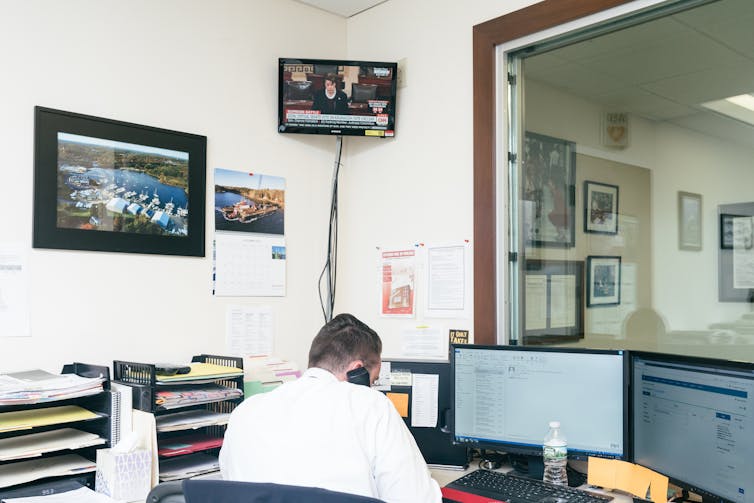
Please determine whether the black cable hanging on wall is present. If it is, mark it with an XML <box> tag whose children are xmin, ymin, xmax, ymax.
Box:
<box><xmin>319</xmin><ymin>136</ymin><xmax>343</xmax><ymax>322</ymax></box>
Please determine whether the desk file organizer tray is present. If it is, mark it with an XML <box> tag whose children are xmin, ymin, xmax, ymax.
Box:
<box><xmin>0</xmin><ymin>363</ymin><xmax>114</xmax><ymax>500</ymax></box>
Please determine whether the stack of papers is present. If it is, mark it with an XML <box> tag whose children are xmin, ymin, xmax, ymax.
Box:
<box><xmin>244</xmin><ymin>355</ymin><xmax>301</xmax><ymax>396</ymax></box>
<box><xmin>156</xmin><ymin>363</ymin><xmax>243</xmax><ymax>383</ymax></box>
<box><xmin>0</xmin><ymin>454</ymin><xmax>96</xmax><ymax>488</ymax></box>
<box><xmin>157</xmin><ymin>433</ymin><xmax>223</xmax><ymax>457</ymax></box>
<box><xmin>0</xmin><ymin>428</ymin><xmax>106</xmax><ymax>461</ymax></box>
<box><xmin>155</xmin><ymin>384</ymin><xmax>242</xmax><ymax>410</ymax></box>
<box><xmin>155</xmin><ymin>410</ymin><xmax>230</xmax><ymax>432</ymax></box>
<box><xmin>159</xmin><ymin>452</ymin><xmax>219</xmax><ymax>481</ymax></box>
<box><xmin>0</xmin><ymin>370</ymin><xmax>104</xmax><ymax>406</ymax></box>
<box><xmin>0</xmin><ymin>405</ymin><xmax>102</xmax><ymax>434</ymax></box>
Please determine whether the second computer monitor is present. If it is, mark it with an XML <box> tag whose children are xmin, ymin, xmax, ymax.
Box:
<box><xmin>631</xmin><ymin>351</ymin><xmax>754</xmax><ymax>503</ymax></box>
<box><xmin>451</xmin><ymin>345</ymin><xmax>627</xmax><ymax>460</ymax></box>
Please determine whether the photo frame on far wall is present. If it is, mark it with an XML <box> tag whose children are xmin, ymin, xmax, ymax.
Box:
<box><xmin>523</xmin><ymin>259</ymin><xmax>584</xmax><ymax>344</ymax></box>
<box><xmin>584</xmin><ymin>180</ymin><xmax>619</xmax><ymax>234</ymax></box>
<box><xmin>720</xmin><ymin>213</ymin><xmax>743</xmax><ymax>250</ymax></box>
<box><xmin>678</xmin><ymin>191</ymin><xmax>702</xmax><ymax>251</ymax></box>
<box><xmin>586</xmin><ymin>255</ymin><xmax>621</xmax><ymax>307</ymax></box>
<box><xmin>33</xmin><ymin>106</ymin><xmax>207</xmax><ymax>257</ymax></box>
<box><xmin>522</xmin><ymin>132</ymin><xmax>576</xmax><ymax>248</ymax></box>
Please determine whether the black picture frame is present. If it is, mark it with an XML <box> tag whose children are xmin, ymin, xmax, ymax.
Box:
<box><xmin>33</xmin><ymin>107</ymin><xmax>207</xmax><ymax>256</ymax></box>
<box><xmin>718</xmin><ymin>203</ymin><xmax>754</xmax><ymax>302</ymax></box>
<box><xmin>586</xmin><ymin>255</ymin><xmax>621</xmax><ymax>307</ymax></box>
<box><xmin>522</xmin><ymin>132</ymin><xmax>576</xmax><ymax>248</ymax></box>
<box><xmin>720</xmin><ymin>213</ymin><xmax>743</xmax><ymax>250</ymax></box>
<box><xmin>583</xmin><ymin>180</ymin><xmax>619</xmax><ymax>234</ymax></box>
<box><xmin>523</xmin><ymin>259</ymin><xmax>584</xmax><ymax>344</ymax></box>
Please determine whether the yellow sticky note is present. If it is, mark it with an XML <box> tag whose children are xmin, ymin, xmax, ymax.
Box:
<box><xmin>649</xmin><ymin>472</ymin><xmax>669</xmax><ymax>503</ymax></box>
<box><xmin>628</xmin><ymin>464</ymin><xmax>653</xmax><ymax>498</ymax></box>
<box><xmin>386</xmin><ymin>392</ymin><xmax>409</xmax><ymax>417</ymax></box>
<box><xmin>614</xmin><ymin>460</ymin><xmax>636</xmax><ymax>492</ymax></box>
<box><xmin>587</xmin><ymin>457</ymin><xmax>616</xmax><ymax>489</ymax></box>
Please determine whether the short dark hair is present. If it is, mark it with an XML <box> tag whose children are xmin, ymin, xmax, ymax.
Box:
<box><xmin>308</xmin><ymin>313</ymin><xmax>382</xmax><ymax>374</ymax></box>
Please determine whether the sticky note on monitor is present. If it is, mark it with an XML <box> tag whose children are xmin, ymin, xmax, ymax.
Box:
<box><xmin>386</xmin><ymin>392</ymin><xmax>409</xmax><ymax>417</ymax></box>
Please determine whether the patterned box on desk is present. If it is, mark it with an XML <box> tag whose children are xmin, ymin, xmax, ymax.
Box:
<box><xmin>95</xmin><ymin>448</ymin><xmax>152</xmax><ymax>502</ymax></box>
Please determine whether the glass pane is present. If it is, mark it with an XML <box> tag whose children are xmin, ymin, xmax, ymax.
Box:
<box><xmin>512</xmin><ymin>0</ymin><xmax>754</xmax><ymax>362</ymax></box>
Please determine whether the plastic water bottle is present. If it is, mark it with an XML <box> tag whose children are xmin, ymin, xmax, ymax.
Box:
<box><xmin>543</xmin><ymin>421</ymin><xmax>568</xmax><ymax>485</ymax></box>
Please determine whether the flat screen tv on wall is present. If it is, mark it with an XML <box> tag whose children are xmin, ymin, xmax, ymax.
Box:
<box><xmin>278</xmin><ymin>58</ymin><xmax>397</xmax><ymax>138</ymax></box>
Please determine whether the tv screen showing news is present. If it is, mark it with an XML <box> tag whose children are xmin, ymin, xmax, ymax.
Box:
<box><xmin>278</xmin><ymin>58</ymin><xmax>397</xmax><ymax>138</ymax></box>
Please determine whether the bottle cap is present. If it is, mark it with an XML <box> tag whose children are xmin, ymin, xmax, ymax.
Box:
<box><xmin>549</xmin><ymin>421</ymin><xmax>560</xmax><ymax>428</ymax></box>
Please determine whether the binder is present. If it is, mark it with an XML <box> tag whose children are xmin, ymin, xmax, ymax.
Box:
<box><xmin>106</xmin><ymin>383</ymin><xmax>127</xmax><ymax>449</ymax></box>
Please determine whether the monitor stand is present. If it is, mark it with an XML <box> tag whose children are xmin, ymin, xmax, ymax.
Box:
<box><xmin>508</xmin><ymin>454</ymin><xmax>586</xmax><ymax>488</ymax></box>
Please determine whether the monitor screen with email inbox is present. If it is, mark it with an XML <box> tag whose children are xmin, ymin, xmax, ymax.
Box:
<box><xmin>451</xmin><ymin>345</ymin><xmax>627</xmax><ymax>460</ymax></box>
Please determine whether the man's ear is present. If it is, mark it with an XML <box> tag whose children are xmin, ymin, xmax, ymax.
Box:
<box><xmin>345</xmin><ymin>360</ymin><xmax>365</xmax><ymax>373</ymax></box>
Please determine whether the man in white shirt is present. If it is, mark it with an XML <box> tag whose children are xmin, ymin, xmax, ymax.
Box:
<box><xmin>219</xmin><ymin>313</ymin><xmax>442</xmax><ymax>503</ymax></box>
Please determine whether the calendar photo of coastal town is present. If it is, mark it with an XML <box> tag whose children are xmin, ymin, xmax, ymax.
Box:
<box><xmin>214</xmin><ymin>169</ymin><xmax>285</xmax><ymax>235</ymax></box>
<box><xmin>56</xmin><ymin>132</ymin><xmax>191</xmax><ymax>236</ymax></box>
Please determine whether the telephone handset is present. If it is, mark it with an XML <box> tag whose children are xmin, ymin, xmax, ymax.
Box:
<box><xmin>346</xmin><ymin>366</ymin><xmax>371</xmax><ymax>386</ymax></box>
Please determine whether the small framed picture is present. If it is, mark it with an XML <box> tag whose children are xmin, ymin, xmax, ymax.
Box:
<box><xmin>584</xmin><ymin>181</ymin><xmax>618</xmax><ymax>234</ymax></box>
<box><xmin>678</xmin><ymin>191</ymin><xmax>702</xmax><ymax>251</ymax></box>
<box><xmin>586</xmin><ymin>255</ymin><xmax>621</xmax><ymax>307</ymax></box>
<box><xmin>720</xmin><ymin>213</ymin><xmax>744</xmax><ymax>250</ymax></box>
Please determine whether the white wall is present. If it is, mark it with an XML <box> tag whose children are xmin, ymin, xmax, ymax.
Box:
<box><xmin>338</xmin><ymin>1</ymin><xmax>536</xmax><ymax>355</ymax></box>
<box><xmin>0</xmin><ymin>0</ymin><xmax>348</xmax><ymax>372</ymax></box>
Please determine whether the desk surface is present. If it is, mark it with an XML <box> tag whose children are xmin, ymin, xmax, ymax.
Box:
<box><xmin>430</xmin><ymin>465</ymin><xmax>634</xmax><ymax>503</ymax></box>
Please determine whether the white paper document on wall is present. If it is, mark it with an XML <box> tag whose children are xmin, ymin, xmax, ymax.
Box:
<box><xmin>214</xmin><ymin>234</ymin><xmax>286</xmax><ymax>296</ymax></box>
<box><xmin>525</xmin><ymin>275</ymin><xmax>548</xmax><ymax>331</ymax></box>
<box><xmin>0</xmin><ymin>243</ymin><xmax>30</xmax><ymax>338</ymax></box>
<box><xmin>424</xmin><ymin>242</ymin><xmax>472</xmax><ymax>319</ymax></box>
<box><xmin>401</xmin><ymin>326</ymin><xmax>447</xmax><ymax>360</ymax></box>
<box><xmin>226</xmin><ymin>305</ymin><xmax>274</xmax><ymax>356</ymax></box>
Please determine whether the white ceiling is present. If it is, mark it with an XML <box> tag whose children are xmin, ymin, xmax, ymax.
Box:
<box><xmin>294</xmin><ymin>0</ymin><xmax>387</xmax><ymax>18</ymax></box>
<box><xmin>524</xmin><ymin>0</ymin><xmax>754</xmax><ymax>145</ymax></box>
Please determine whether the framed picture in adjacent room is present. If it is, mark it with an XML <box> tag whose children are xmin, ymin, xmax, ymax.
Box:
<box><xmin>584</xmin><ymin>181</ymin><xmax>618</xmax><ymax>234</ymax></box>
<box><xmin>523</xmin><ymin>259</ymin><xmax>584</xmax><ymax>344</ymax></box>
<box><xmin>586</xmin><ymin>255</ymin><xmax>621</xmax><ymax>307</ymax></box>
<box><xmin>678</xmin><ymin>191</ymin><xmax>702</xmax><ymax>251</ymax></box>
<box><xmin>719</xmin><ymin>213</ymin><xmax>744</xmax><ymax>250</ymax></box>
<box><xmin>718</xmin><ymin>202</ymin><xmax>754</xmax><ymax>302</ymax></box>
<box><xmin>522</xmin><ymin>132</ymin><xmax>576</xmax><ymax>248</ymax></box>
<box><xmin>33</xmin><ymin>106</ymin><xmax>207</xmax><ymax>256</ymax></box>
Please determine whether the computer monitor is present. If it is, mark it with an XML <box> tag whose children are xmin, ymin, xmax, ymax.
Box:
<box><xmin>378</xmin><ymin>359</ymin><xmax>469</xmax><ymax>468</ymax></box>
<box><xmin>631</xmin><ymin>351</ymin><xmax>754</xmax><ymax>503</ymax></box>
<box><xmin>451</xmin><ymin>345</ymin><xmax>627</xmax><ymax>460</ymax></box>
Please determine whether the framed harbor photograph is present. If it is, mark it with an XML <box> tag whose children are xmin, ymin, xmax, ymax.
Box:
<box><xmin>586</xmin><ymin>255</ymin><xmax>621</xmax><ymax>307</ymax></box>
<box><xmin>523</xmin><ymin>259</ymin><xmax>584</xmax><ymax>344</ymax></box>
<box><xmin>584</xmin><ymin>180</ymin><xmax>618</xmax><ymax>234</ymax></box>
<box><xmin>522</xmin><ymin>132</ymin><xmax>576</xmax><ymax>248</ymax></box>
<box><xmin>33</xmin><ymin>107</ymin><xmax>206</xmax><ymax>256</ymax></box>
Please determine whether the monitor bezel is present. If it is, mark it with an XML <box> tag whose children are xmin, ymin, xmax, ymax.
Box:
<box><xmin>630</xmin><ymin>350</ymin><xmax>754</xmax><ymax>503</ymax></box>
<box><xmin>278</xmin><ymin>57</ymin><xmax>397</xmax><ymax>138</ymax></box>
<box><xmin>450</xmin><ymin>344</ymin><xmax>629</xmax><ymax>461</ymax></box>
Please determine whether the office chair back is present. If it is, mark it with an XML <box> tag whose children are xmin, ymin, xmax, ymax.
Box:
<box><xmin>183</xmin><ymin>479</ymin><xmax>385</xmax><ymax>503</ymax></box>
<box><xmin>146</xmin><ymin>480</ymin><xmax>186</xmax><ymax>503</ymax></box>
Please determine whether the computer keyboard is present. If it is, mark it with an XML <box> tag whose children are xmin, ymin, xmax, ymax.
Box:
<box><xmin>446</xmin><ymin>469</ymin><xmax>614</xmax><ymax>503</ymax></box>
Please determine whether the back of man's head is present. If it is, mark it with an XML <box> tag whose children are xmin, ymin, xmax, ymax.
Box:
<box><xmin>308</xmin><ymin>313</ymin><xmax>382</xmax><ymax>375</ymax></box>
